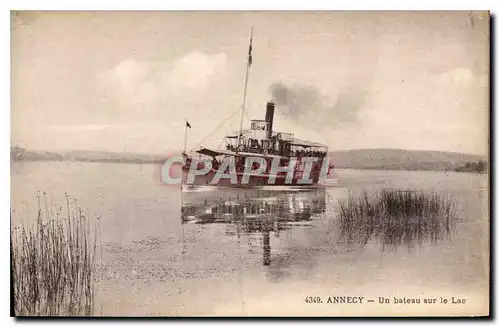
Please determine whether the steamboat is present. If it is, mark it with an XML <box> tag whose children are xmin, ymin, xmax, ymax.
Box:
<box><xmin>181</xmin><ymin>30</ymin><xmax>336</xmax><ymax>188</ymax></box>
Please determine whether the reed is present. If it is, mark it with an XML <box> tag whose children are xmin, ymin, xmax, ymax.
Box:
<box><xmin>337</xmin><ymin>189</ymin><xmax>456</xmax><ymax>248</ymax></box>
<box><xmin>11</xmin><ymin>192</ymin><xmax>99</xmax><ymax>316</ymax></box>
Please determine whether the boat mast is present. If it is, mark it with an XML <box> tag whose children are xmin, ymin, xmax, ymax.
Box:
<box><xmin>237</xmin><ymin>28</ymin><xmax>253</xmax><ymax>151</ymax></box>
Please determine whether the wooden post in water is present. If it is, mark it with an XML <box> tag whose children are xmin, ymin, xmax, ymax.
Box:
<box><xmin>263</xmin><ymin>227</ymin><xmax>271</xmax><ymax>266</ymax></box>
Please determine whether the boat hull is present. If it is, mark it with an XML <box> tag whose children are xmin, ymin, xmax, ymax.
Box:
<box><xmin>181</xmin><ymin>167</ymin><xmax>337</xmax><ymax>188</ymax></box>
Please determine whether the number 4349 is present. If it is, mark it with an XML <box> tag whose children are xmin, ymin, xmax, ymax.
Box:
<box><xmin>305</xmin><ymin>296</ymin><xmax>322</xmax><ymax>304</ymax></box>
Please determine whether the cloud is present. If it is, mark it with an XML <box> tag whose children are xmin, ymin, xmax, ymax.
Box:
<box><xmin>167</xmin><ymin>51</ymin><xmax>227</xmax><ymax>90</ymax></box>
<box><xmin>439</xmin><ymin>68</ymin><xmax>476</xmax><ymax>88</ymax></box>
<box><xmin>99</xmin><ymin>51</ymin><xmax>227</xmax><ymax>108</ymax></box>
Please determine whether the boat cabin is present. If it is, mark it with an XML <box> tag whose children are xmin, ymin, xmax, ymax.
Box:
<box><xmin>222</xmin><ymin>102</ymin><xmax>327</xmax><ymax>158</ymax></box>
<box><xmin>187</xmin><ymin>101</ymin><xmax>328</xmax><ymax>176</ymax></box>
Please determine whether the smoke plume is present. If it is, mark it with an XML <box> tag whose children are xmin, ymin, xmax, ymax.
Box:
<box><xmin>269</xmin><ymin>82</ymin><xmax>365</xmax><ymax>128</ymax></box>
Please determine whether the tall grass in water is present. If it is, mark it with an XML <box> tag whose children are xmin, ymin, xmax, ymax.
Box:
<box><xmin>11</xmin><ymin>192</ymin><xmax>99</xmax><ymax>316</ymax></box>
<box><xmin>337</xmin><ymin>189</ymin><xmax>456</xmax><ymax>248</ymax></box>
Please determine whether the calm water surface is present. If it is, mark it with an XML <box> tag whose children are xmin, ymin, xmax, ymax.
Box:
<box><xmin>11</xmin><ymin>162</ymin><xmax>489</xmax><ymax>316</ymax></box>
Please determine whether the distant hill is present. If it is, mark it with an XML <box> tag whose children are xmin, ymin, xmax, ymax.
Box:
<box><xmin>11</xmin><ymin>146</ymin><xmax>167</xmax><ymax>164</ymax></box>
<box><xmin>328</xmin><ymin>149</ymin><xmax>487</xmax><ymax>171</ymax></box>
<box><xmin>11</xmin><ymin>146</ymin><xmax>487</xmax><ymax>172</ymax></box>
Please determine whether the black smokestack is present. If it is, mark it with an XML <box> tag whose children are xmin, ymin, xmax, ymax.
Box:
<box><xmin>265</xmin><ymin>101</ymin><xmax>275</xmax><ymax>138</ymax></box>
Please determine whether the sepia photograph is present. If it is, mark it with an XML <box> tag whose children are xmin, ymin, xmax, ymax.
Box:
<box><xmin>10</xmin><ymin>10</ymin><xmax>490</xmax><ymax>317</ymax></box>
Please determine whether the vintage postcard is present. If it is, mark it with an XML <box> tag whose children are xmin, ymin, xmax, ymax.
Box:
<box><xmin>11</xmin><ymin>11</ymin><xmax>490</xmax><ymax>317</ymax></box>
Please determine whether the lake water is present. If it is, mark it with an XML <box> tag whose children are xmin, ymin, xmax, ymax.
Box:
<box><xmin>11</xmin><ymin>161</ymin><xmax>489</xmax><ymax>316</ymax></box>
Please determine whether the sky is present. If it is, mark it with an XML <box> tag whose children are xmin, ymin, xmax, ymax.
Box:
<box><xmin>11</xmin><ymin>11</ymin><xmax>489</xmax><ymax>155</ymax></box>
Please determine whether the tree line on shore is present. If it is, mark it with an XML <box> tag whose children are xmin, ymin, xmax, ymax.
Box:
<box><xmin>454</xmin><ymin>160</ymin><xmax>487</xmax><ymax>173</ymax></box>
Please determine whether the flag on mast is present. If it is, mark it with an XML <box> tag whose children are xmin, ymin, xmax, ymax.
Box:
<box><xmin>186</xmin><ymin>121</ymin><xmax>191</xmax><ymax>128</ymax></box>
<box><xmin>248</xmin><ymin>29</ymin><xmax>253</xmax><ymax>67</ymax></box>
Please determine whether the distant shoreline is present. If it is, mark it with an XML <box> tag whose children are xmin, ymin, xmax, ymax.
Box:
<box><xmin>11</xmin><ymin>147</ymin><xmax>487</xmax><ymax>173</ymax></box>
<box><xmin>12</xmin><ymin>157</ymin><xmax>165</xmax><ymax>165</ymax></box>
<box><xmin>12</xmin><ymin>158</ymin><xmax>487</xmax><ymax>174</ymax></box>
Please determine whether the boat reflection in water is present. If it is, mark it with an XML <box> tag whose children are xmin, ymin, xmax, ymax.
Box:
<box><xmin>181</xmin><ymin>187</ymin><xmax>327</xmax><ymax>266</ymax></box>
